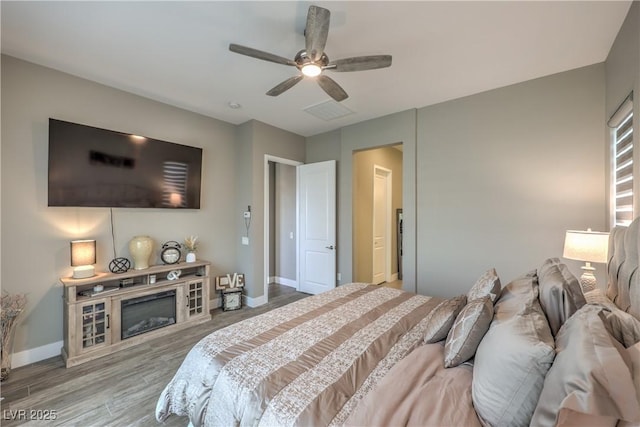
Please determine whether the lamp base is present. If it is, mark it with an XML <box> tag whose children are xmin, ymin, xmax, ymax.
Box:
<box><xmin>73</xmin><ymin>265</ymin><xmax>95</xmax><ymax>279</ymax></box>
<box><xmin>579</xmin><ymin>263</ymin><xmax>597</xmax><ymax>294</ymax></box>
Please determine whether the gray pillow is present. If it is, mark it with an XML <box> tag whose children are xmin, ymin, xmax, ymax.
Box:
<box><xmin>599</xmin><ymin>307</ymin><xmax>640</xmax><ymax>348</ymax></box>
<box><xmin>530</xmin><ymin>305</ymin><xmax>640</xmax><ymax>426</ymax></box>
<box><xmin>618</xmin><ymin>343</ymin><xmax>640</xmax><ymax>427</ymax></box>
<box><xmin>473</xmin><ymin>273</ymin><xmax>555</xmax><ymax>427</ymax></box>
<box><xmin>423</xmin><ymin>295</ymin><xmax>467</xmax><ymax>344</ymax></box>
<box><xmin>537</xmin><ymin>258</ymin><xmax>586</xmax><ymax>336</ymax></box>
<box><xmin>467</xmin><ymin>268</ymin><xmax>501</xmax><ymax>303</ymax></box>
<box><xmin>444</xmin><ymin>296</ymin><xmax>493</xmax><ymax>368</ymax></box>
<box><xmin>584</xmin><ymin>287</ymin><xmax>618</xmax><ymax>310</ymax></box>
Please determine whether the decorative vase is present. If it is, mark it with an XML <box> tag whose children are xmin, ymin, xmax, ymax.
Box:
<box><xmin>186</xmin><ymin>252</ymin><xmax>196</xmax><ymax>263</ymax></box>
<box><xmin>129</xmin><ymin>235</ymin><xmax>154</xmax><ymax>270</ymax></box>
<box><xmin>1</xmin><ymin>309</ymin><xmax>23</xmax><ymax>382</ymax></box>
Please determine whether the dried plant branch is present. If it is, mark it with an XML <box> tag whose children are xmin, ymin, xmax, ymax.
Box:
<box><xmin>1</xmin><ymin>291</ymin><xmax>27</xmax><ymax>379</ymax></box>
<box><xmin>183</xmin><ymin>235</ymin><xmax>199</xmax><ymax>252</ymax></box>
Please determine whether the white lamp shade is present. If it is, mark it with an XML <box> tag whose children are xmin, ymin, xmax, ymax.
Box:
<box><xmin>563</xmin><ymin>230</ymin><xmax>609</xmax><ymax>263</ymax></box>
<box><xmin>70</xmin><ymin>239</ymin><xmax>96</xmax><ymax>266</ymax></box>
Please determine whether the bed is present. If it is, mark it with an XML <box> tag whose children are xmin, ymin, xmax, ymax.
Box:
<box><xmin>156</xmin><ymin>219</ymin><xmax>640</xmax><ymax>427</ymax></box>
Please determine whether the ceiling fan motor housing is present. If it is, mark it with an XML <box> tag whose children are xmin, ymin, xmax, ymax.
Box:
<box><xmin>294</xmin><ymin>50</ymin><xmax>329</xmax><ymax>69</ymax></box>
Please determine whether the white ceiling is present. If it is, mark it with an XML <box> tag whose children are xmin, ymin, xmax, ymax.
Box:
<box><xmin>1</xmin><ymin>1</ymin><xmax>631</xmax><ymax>137</ymax></box>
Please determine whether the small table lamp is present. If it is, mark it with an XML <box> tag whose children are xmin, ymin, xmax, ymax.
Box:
<box><xmin>562</xmin><ymin>229</ymin><xmax>609</xmax><ymax>293</ymax></box>
<box><xmin>71</xmin><ymin>239</ymin><xmax>97</xmax><ymax>279</ymax></box>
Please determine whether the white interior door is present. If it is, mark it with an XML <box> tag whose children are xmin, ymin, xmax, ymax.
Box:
<box><xmin>372</xmin><ymin>166</ymin><xmax>391</xmax><ymax>285</ymax></box>
<box><xmin>298</xmin><ymin>160</ymin><xmax>336</xmax><ymax>295</ymax></box>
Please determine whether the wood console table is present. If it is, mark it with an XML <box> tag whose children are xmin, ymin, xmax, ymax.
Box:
<box><xmin>60</xmin><ymin>260</ymin><xmax>210</xmax><ymax>367</ymax></box>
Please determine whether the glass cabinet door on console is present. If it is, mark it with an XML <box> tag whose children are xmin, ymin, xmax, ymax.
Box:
<box><xmin>187</xmin><ymin>279</ymin><xmax>205</xmax><ymax>318</ymax></box>
<box><xmin>76</xmin><ymin>299</ymin><xmax>111</xmax><ymax>353</ymax></box>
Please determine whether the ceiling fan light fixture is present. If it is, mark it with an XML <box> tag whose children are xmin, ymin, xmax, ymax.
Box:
<box><xmin>301</xmin><ymin>63</ymin><xmax>322</xmax><ymax>77</ymax></box>
<box><xmin>228</xmin><ymin>6</ymin><xmax>391</xmax><ymax>101</ymax></box>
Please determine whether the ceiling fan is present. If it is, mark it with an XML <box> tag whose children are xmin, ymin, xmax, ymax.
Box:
<box><xmin>228</xmin><ymin>5</ymin><xmax>392</xmax><ymax>102</ymax></box>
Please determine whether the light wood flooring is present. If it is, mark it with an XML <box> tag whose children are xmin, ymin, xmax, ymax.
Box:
<box><xmin>381</xmin><ymin>279</ymin><xmax>403</xmax><ymax>290</ymax></box>
<box><xmin>0</xmin><ymin>284</ymin><xmax>308</xmax><ymax>426</ymax></box>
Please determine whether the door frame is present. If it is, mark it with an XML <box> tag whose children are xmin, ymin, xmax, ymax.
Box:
<box><xmin>372</xmin><ymin>164</ymin><xmax>393</xmax><ymax>284</ymax></box>
<box><xmin>263</xmin><ymin>155</ymin><xmax>303</xmax><ymax>303</ymax></box>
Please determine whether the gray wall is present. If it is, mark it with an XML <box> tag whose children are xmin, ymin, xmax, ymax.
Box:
<box><xmin>1</xmin><ymin>55</ymin><xmax>238</xmax><ymax>355</ymax></box>
<box><xmin>417</xmin><ymin>64</ymin><xmax>606</xmax><ymax>297</ymax></box>
<box><xmin>307</xmin><ymin>64</ymin><xmax>607</xmax><ymax>298</ymax></box>
<box><xmin>235</xmin><ymin>120</ymin><xmax>305</xmax><ymax>302</ymax></box>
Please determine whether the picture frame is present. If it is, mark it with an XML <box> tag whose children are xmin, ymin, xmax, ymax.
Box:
<box><xmin>215</xmin><ymin>273</ymin><xmax>245</xmax><ymax>290</ymax></box>
<box><xmin>222</xmin><ymin>289</ymin><xmax>242</xmax><ymax>311</ymax></box>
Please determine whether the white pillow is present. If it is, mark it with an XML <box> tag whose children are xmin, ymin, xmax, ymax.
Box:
<box><xmin>473</xmin><ymin>273</ymin><xmax>555</xmax><ymax>427</ymax></box>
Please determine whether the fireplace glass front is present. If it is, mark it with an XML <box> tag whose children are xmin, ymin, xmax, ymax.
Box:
<box><xmin>121</xmin><ymin>290</ymin><xmax>176</xmax><ymax>339</ymax></box>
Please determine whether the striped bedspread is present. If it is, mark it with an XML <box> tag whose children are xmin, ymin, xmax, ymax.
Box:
<box><xmin>155</xmin><ymin>283</ymin><xmax>441</xmax><ymax>426</ymax></box>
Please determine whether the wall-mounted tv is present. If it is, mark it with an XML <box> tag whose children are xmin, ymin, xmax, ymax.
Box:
<box><xmin>48</xmin><ymin>119</ymin><xmax>202</xmax><ymax>209</ymax></box>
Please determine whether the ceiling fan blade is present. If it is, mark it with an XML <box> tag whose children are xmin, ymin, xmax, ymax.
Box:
<box><xmin>328</xmin><ymin>55</ymin><xmax>393</xmax><ymax>72</ymax></box>
<box><xmin>266</xmin><ymin>75</ymin><xmax>304</xmax><ymax>97</ymax></box>
<box><xmin>316</xmin><ymin>75</ymin><xmax>348</xmax><ymax>102</ymax></box>
<box><xmin>305</xmin><ymin>5</ymin><xmax>330</xmax><ymax>61</ymax></box>
<box><xmin>229</xmin><ymin>43</ymin><xmax>296</xmax><ymax>66</ymax></box>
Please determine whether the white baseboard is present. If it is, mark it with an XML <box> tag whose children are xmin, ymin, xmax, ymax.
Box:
<box><xmin>244</xmin><ymin>294</ymin><xmax>267</xmax><ymax>307</ymax></box>
<box><xmin>11</xmin><ymin>340</ymin><xmax>63</xmax><ymax>368</ymax></box>
<box><xmin>212</xmin><ymin>293</ymin><xmax>266</xmax><ymax>309</ymax></box>
<box><xmin>272</xmin><ymin>276</ymin><xmax>297</xmax><ymax>288</ymax></box>
<box><xmin>390</xmin><ymin>273</ymin><xmax>399</xmax><ymax>282</ymax></box>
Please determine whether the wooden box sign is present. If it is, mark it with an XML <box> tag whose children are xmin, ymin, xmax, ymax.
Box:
<box><xmin>215</xmin><ymin>273</ymin><xmax>245</xmax><ymax>291</ymax></box>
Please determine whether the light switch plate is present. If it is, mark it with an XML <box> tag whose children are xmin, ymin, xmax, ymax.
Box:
<box><xmin>242</xmin><ymin>236</ymin><xmax>249</xmax><ymax>245</ymax></box>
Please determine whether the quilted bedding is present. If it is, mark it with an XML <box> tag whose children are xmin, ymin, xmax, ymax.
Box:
<box><xmin>155</xmin><ymin>283</ymin><xmax>470</xmax><ymax>426</ymax></box>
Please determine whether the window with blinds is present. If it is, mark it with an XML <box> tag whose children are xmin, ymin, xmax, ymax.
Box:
<box><xmin>611</xmin><ymin>97</ymin><xmax>634</xmax><ymax>227</ymax></box>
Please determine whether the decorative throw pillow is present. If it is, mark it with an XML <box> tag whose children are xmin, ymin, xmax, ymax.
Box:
<box><xmin>537</xmin><ymin>258</ymin><xmax>586</xmax><ymax>337</ymax></box>
<box><xmin>599</xmin><ymin>307</ymin><xmax>640</xmax><ymax>348</ymax></box>
<box><xmin>530</xmin><ymin>305</ymin><xmax>640</xmax><ymax>427</ymax></box>
<box><xmin>473</xmin><ymin>273</ymin><xmax>555</xmax><ymax>427</ymax></box>
<box><xmin>467</xmin><ymin>268</ymin><xmax>501</xmax><ymax>303</ymax></box>
<box><xmin>423</xmin><ymin>295</ymin><xmax>467</xmax><ymax>344</ymax></box>
<box><xmin>444</xmin><ymin>296</ymin><xmax>493</xmax><ymax>368</ymax></box>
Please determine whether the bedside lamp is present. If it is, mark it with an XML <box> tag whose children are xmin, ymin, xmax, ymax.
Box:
<box><xmin>70</xmin><ymin>239</ymin><xmax>97</xmax><ymax>279</ymax></box>
<box><xmin>563</xmin><ymin>229</ymin><xmax>609</xmax><ymax>293</ymax></box>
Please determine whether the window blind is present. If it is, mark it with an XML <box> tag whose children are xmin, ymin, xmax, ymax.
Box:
<box><xmin>611</xmin><ymin>97</ymin><xmax>633</xmax><ymax>226</ymax></box>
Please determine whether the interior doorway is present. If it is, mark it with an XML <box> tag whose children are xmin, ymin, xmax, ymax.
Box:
<box><xmin>264</xmin><ymin>156</ymin><xmax>302</xmax><ymax>303</ymax></box>
<box><xmin>352</xmin><ymin>144</ymin><xmax>403</xmax><ymax>286</ymax></box>
<box><xmin>372</xmin><ymin>165</ymin><xmax>392</xmax><ymax>284</ymax></box>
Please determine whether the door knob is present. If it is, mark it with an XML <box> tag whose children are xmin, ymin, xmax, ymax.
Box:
<box><xmin>326</xmin><ymin>245</ymin><xmax>335</xmax><ymax>250</ymax></box>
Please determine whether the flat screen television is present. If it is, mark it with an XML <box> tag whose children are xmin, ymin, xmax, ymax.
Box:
<box><xmin>48</xmin><ymin>119</ymin><xmax>202</xmax><ymax>208</ymax></box>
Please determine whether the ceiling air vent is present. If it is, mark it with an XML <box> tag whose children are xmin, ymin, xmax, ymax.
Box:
<box><xmin>303</xmin><ymin>100</ymin><xmax>354</xmax><ymax>121</ymax></box>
